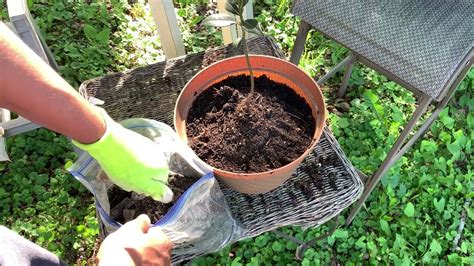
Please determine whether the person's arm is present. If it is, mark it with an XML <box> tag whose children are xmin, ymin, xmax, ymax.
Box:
<box><xmin>0</xmin><ymin>22</ymin><xmax>173</xmax><ymax>264</ymax></box>
<box><xmin>0</xmin><ymin>22</ymin><xmax>172</xmax><ymax>203</ymax></box>
<box><xmin>0</xmin><ymin>22</ymin><xmax>104</xmax><ymax>144</ymax></box>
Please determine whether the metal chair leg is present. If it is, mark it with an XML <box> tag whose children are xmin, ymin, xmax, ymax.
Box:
<box><xmin>0</xmin><ymin>117</ymin><xmax>40</xmax><ymax>137</ymax></box>
<box><xmin>7</xmin><ymin>0</ymin><xmax>58</xmax><ymax>69</ymax></box>
<box><xmin>273</xmin><ymin>215</ymin><xmax>340</xmax><ymax>260</ymax></box>
<box><xmin>273</xmin><ymin>230</ymin><xmax>306</xmax><ymax>246</ymax></box>
<box><xmin>338</xmin><ymin>54</ymin><xmax>357</xmax><ymax>97</ymax></box>
<box><xmin>346</xmin><ymin>58</ymin><xmax>470</xmax><ymax>225</ymax></box>
<box><xmin>316</xmin><ymin>53</ymin><xmax>356</xmax><ymax>86</ymax></box>
<box><xmin>295</xmin><ymin>216</ymin><xmax>339</xmax><ymax>260</ymax></box>
<box><xmin>290</xmin><ymin>20</ymin><xmax>311</xmax><ymax>65</ymax></box>
<box><xmin>346</xmin><ymin>96</ymin><xmax>432</xmax><ymax>224</ymax></box>
<box><xmin>2</xmin><ymin>0</ymin><xmax>56</xmax><ymax>141</ymax></box>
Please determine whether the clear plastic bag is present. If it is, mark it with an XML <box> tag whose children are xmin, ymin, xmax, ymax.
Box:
<box><xmin>68</xmin><ymin>118</ymin><xmax>246</xmax><ymax>262</ymax></box>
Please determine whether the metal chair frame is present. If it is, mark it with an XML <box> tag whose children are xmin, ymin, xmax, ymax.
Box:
<box><xmin>1</xmin><ymin>0</ymin><xmax>53</xmax><ymax>138</ymax></box>
<box><xmin>289</xmin><ymin>19</ymin><xmax>473</xmax><ymax>226</ymax></box>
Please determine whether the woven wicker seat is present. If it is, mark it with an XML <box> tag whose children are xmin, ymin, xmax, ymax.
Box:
<box><xmin>79</xmin><ymin>36</ymin><xmax>363</xmax><ymax>263</ymax></box>
<box><xmin>290</xmin><ymin>0</ymin><xmax>474</xmax><ymax>224</ymax></box>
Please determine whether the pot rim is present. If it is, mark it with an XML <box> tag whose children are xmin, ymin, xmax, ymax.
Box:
<box><xmin>174</xmin><ymin>54</ymin><xmax>326</xmax><ymax>180</ymax></box>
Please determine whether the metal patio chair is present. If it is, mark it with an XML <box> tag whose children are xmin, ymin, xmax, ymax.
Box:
<box><xmin>290</xmin><ymin>0</ymin><xmax>474</xmax><ymax>224</ymax></box>
<box><xmin>2</xmin><ymin>0</ymin><xmax>88</xmax><ymax>157</ymax></box>
<box><xmin>1</xmin><ymin>0</ymin><xmax>53</xmax><ymax>148</ymax></box>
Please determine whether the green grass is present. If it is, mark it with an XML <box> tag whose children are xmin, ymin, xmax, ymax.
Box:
<box><xmin>1</xmin><ymin>0</ymin><xmax>473</xmax><ymax>264</ymax></box>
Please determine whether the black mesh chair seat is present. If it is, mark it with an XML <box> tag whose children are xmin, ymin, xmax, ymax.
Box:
<box><xmin>292</xmin><ymin>0</ymin><xmax>474</xmax><ymax>100</ymax></box>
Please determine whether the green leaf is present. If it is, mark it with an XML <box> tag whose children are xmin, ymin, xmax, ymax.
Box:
<box><xmin>225</xmin><ymin>1</ymin><xmax>240</xmax><ymax>15</ymax></box>
<box><xmin>429</xmin><ymin>239</ymin><xmax>442</xmax><ymax>255</ymax></box>
<box><xmin>271</xmin><ymin>241</ymin><xmax>284</xmax><ymax>252</ymax></box>
<box><xmin>466</xmin><ymin>139</ymin><xmax>472</xmax><ymax>154</ymax></box>
<box><xmin>248</xmin><ymin>257</ymin><xmax>259</xmax><ymax>266</ymax></box>
<box><xmin>447</xmin><ymin>142</ymin><xmax>461</xmax><ymax>159</ymax></box>
<box><xmin>255</xmin><ymin>235</ymin><xmax>268</xmax><ymax>247</ymax></box>
<box><xmin>468</xmin><ymin>98</ymin><xmax>474</xmax><ymax>111</ymax></box>
<box><xmin>433</xmin><ymin>198</ymin><xmax>445</xmax><ymax>213</ymax></box>
<box><xmin>420</xmin><ymin>140</ymin><xmax>438</xmax><ymax>153</ymax></box>
<box><xmin>404</xmin><ymin>202</ymin><xmax>415</xmax><ymax>217</ymax></box>
<box><xmin>355</xmin><ymin>236</ymin><xmax>366</xmax><ymax>249</ymax></box>
<box><xmin>393</xmin><ymin>234</ymin><xmax>406</xmax><ymax>251</ymax></box>
<box><xmin>243</xmin><ymin>249</ymin><xmax>253</xmax><ymax>258</ymax></box>
<box><xmin>286</xmin><ymin>241</ymin><xmax>298</xmax><ymax>251</ymax></box>
<box><xmin>241</xmin><ymin>19</ymin><xmax>264</xmax><ymax>35</ymax></box>
<box><xmin>363</xmin><ymin>90</ymin><xmax>384</xmax><ymax>117</ymax></box>
<box><xmin>434</xmin><ymin>157</ymin><xmax>447</xmax><ymax>174</ymax></box>
<box><xmin>363</xmin><ymin>90</ymin><xmax>378</xmax><ymax>106</ymax></box>
<box><xmin>459</xmin><ymin>94</ymin><xmax>470</xmax><ymax>107</ymax></box>
<box><xmin>333</xmin><ymin>229</ymin><xmax>348</xmax><ymax>239</ymax></box>
<box><xmin>380</xmin><ymin>219</ymin><xmax>391</xmax><ymax>235</ymax></box>
<box><xmin>241</xmin><ymin>18</ymin><xmax>259</xmax><ymax>29</ymax></box>
<box><xmin>339</xmin><ymin>117</ymin><xmax>350</xmax><ymax>128</ymax></box>
<box><xmin>440</xmin><ymin>108</ymin><xmax>455</xmax><ymax>129</ymax></box>
<box><xmin>447</xmin><ymin>253</ymin><xmax>462</xmax><ymax>264</ymax></box>
<box><xmin>363</xmin><ymin>89</ymin><xmax>379</xmax><ymax>103</ymax></box>
<box><xmin>16</xmin><ymin>137</ymin><xmax>26</xmax><ymax>148</ymax></box>
<box><xmin>190</xmin><ymin>15</ymin><xmax>204</xmax><ymax>26</ymax></box>
<box><xmin>304</xmin><ymin>248</ymin><xmax>316</xmax><ymax>258</ymax></box>
<box><xmin>327</xmin><ymin>235</ymin><xmax>336</xmax><ymax>245</ymax></box>
<box><xmin>440</xmin><ymin>131</ymin><xmax>452</xmax><ymax>143</ymax></box>
<box><xmin>397</xmin><ymin>183</ymin><xmax>407</xmax><ymax>198</ymax></box>
<box><xmin>391</xmin><ymin>106</ymin><xmax>404</xmax><ymax>123</ymax></box>
<box><xmin>461</xmin><ymin>242</ymin><xmax>468</xmax><ymax>253</ymax></box>
<box><xmin>453</xmin><ymin>130</ymin><xmax>467</xmax><ymax>146</ymax></box>
<box><xmin>434</xmin><ymin>157</ymin><xmax>448</xmax><ymax>174</ymax></box>
<box><xmin>202</xmin><ymin>14</ymin><xmax>236</xmax><ymax>27</ymax></box>
<box><xmin>382</xmin><ymin>172</ymin><xmax>400</xmax><ymax>188</ymax></box>
<box><xmin>64</xmin><ymin>160</ymin><xmax>74</xmax><ymax>170</ymax></box>
<box><xmin>465</xmin><ymin>206</ymin><xmax>474</xmax><ymax>221</ymax></box>
<box><xmin>467</xmin><ymin>113</ymin><xmax>474</xmax><ymax>129</ymax></box>
<box><xmin>95</xmin><ymin>28</ymin><xmax>110</xmax><ymax>45</ymax></box>
<box><xmin>83</xmin><ymin>24</ymin><xmax>97</xmax><ymax>40</ymax></box>
<box><xmin>367</xmin><ymin>241</ymin><xmax>378</xmax><ymax>257</ymax></box>
<box><xmin>243</xmin><ymin>26</ymin><xmax>264</xmax><ymax>36</ymax></box>
<box><xmin>231</xmin><ymin>256</ymin><xmax>243</xmax><ymax>266</ymax></box>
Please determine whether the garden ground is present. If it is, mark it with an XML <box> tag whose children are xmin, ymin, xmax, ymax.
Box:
<box><xmin>0</xmin><ymin>1</ymin><xmax>472</xmax><ymax>265</ymax></box>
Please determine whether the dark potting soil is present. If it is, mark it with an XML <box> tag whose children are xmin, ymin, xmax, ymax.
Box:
<box><xmin>187</xmin><ymin>75</ymin><xmax>316</xmax><ymax>173</ymax></box>
<box><xmin>108</xmin><ymin>173</ymin><xmax>198</xmax><ymax>224</ymax></box>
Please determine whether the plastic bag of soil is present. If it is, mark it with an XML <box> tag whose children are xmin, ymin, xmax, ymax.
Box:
<box><xmin>68</xmin><ymin>118</ymin><xmax>246</xmax><ymax>261</ymax></box>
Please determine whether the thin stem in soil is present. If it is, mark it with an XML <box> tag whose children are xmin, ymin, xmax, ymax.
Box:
<box><xmin>241</xmin><ymin>27</ymin><xmax>255</xmax><ymax>95</ymax></box>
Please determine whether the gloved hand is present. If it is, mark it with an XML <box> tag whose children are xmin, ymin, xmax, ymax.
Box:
<box><xmin>72</xmin><ymin>108</ymin><xmax>173</xmax><ymax>203</ymax></box>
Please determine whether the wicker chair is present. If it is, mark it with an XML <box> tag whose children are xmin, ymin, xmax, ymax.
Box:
<box><xmin>290</xmin><ymin>0</ymin><xmax>474</xmax><ymax>224</ymax></box>
<box><xmin>80</xmin><ymin>36</ymin><xmax>364</xmax><ymax>262</ymax></box>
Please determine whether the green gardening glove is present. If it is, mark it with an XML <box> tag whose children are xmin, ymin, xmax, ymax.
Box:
<box><xmin>72</xmin><ymin>108</ymin><xmax>173</xmax><ymax>203</ymax></box>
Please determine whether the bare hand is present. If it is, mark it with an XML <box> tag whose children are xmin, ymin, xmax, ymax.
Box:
<box><xmin>97</xmin><ymin>214</ymin><xmax>171</xmax><ymax>265</ymax></box>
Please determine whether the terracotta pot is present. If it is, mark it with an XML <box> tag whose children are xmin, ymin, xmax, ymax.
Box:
<box><xmin>174</xmin><ymin>55</ymin><xmax>326</xmax><ymax>194</ymax></box>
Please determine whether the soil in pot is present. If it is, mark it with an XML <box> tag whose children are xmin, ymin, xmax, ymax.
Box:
<box><xmin>187</xmin><ymin>74</ymin><xmax>316</xmax><ymax>173</ymax></box>
<box><xmin>108</xmin><ymin>173</ymin><xmax>198</xmax><ymax>224</ymax></box>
